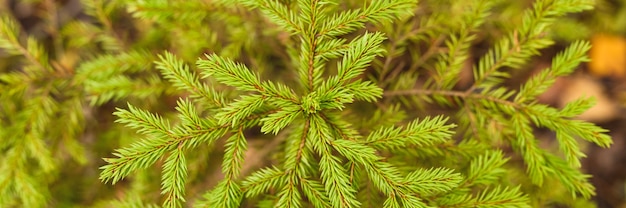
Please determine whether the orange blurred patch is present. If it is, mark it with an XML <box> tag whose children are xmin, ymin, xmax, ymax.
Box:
<box><xmin>589</xmin><ymin>34</ymin><xmax>626</xmax><ymax>78</ymax></box>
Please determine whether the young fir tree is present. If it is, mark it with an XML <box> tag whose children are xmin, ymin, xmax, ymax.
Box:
<box><xmin>0</xmin><ymin>0</ymin><xmax>613</xmax><ymax>207</ymax></box>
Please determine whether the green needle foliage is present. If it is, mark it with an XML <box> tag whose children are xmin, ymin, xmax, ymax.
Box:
<box><xmin>0</xmin><ymin>0</ymin><xmax>613</xmax><ymax>207</ymax></box>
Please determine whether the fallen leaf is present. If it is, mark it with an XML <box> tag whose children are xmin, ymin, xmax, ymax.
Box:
<box><xmin>589</xmin><ymin>34</ymin><xmax>626</xmax><ymax>78</ymax></box>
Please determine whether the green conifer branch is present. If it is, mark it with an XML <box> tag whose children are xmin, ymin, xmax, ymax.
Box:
<box><xmin>216</xmin><ymin>94</ymin><xmax>265</xmax><ymax>126</ymax></box>
<box><xmin>0</xmin><ymin>141</ymin><xmax>48</xmax><ymax>208</ymax></box>
<box><xmin>515</xmin><ymin>41</ymin><xmax>592</xmax><ymax>103</ymax></box>
<box><xmin>0</xmin><ymin>14</ymin><xmax>21</xmax><ymax>55</ymax></box>
<box><xmin>385</xmin><ymin>85</ymin><xmax>609</xmax><ymax>197</ymax></box>
<box><xmin>260</xmin><ymin>105</ymin><xmax>302</xmax><ymax>134</ymax></box>
<box><xmin>300</xmin><ymin>178</ymin><xmax>331</xmax><ymax>208</ymax></box>
<box><xmin>428</xmin><ymin>150</ymin><xmax>517</xmax><ymax>207</ymax></box>
<box><xmin>127</xmin><ymin>0</ymin><xmax>223</xmax><ymax>22</ymax></box>
<box><xmin>468</xmin><ymin>0</ymin><xmax>593</xmax><ymax>94</ymax></box>
<box><xmin>100</xmin><ymin>136</ymin><xmax>173</xmax><ymax>184</ymax></box>
<box><xmin>84</xmin><ymin>74</ymin><xmax>167</xmax><ymax>105</ymax></box>
<box><xmin>369</xmin><ymin>162</ymin><xmax>427</xmax><ymax>207</ymax></box>
<box><xmin>105</xmin><ymin>196</ymin><xmax>160</xmax><ymax>208</ymax></box>
<box><xmin>345</xmin><ymin>81</ymin><xmax>384</xmax><ymax>102</ymax></box>
<box><xmin>76</xmin><ymin>50</ymin><xmax>153</xmax><ymax>80</ymax></box>
<box><xmin>241</xmin><ymin>166</ymin><xmax>285</xmax><ymax>198</ymax></box>
<box><xmin>525</xmin><ymin>104</ymin><xmax>612</xmax><ymax>148</ymax></box>
<box><xmin>316</xmin><ymin>38</ymin><xmax>348</xmax><ymax>59</ymax></box>
<box><xmin>280</xmin><ymin>119</ymin><xmax>310</xmax><ymax>175</ymax></box>
<box><xmin>161</xmin><ymin>147</ymin><xmax>188</xmax><ymax>208</ymax></box>
<box><xmin>157</xmin><ymin>52</ymin><xmax>226</xmax><ymax>108</ymax></box>
<box><xmin>100</xmin><ymin>105</ymin><xmax>230</xmax><ymax>184</ymax></box>
<box><xmin>401</xmin><ymin>167</ymin><xmax>463</xmax><ymax>196</ymax></box>
<box><xmin>261</xmin><ymin>81</ymin><xmax>300</xmax><ymax>103</ymax></box>
<box><xmin>208</xmin><ymin>129</ymin><xmax>247</xmax><ymax>207</ymax></box>
<box><xmin>544</xmin><ymin>153</ymin><xmax>595</xmax><ymax>199</ymax></box>
<box><xmin>307</xmin><ymin>114</ymin><xmax>333</xmax><ymax>153</ymax></box>
<box><xmin>0</xmin><ymin>15</ymin><xmax>54</xmax><ymax>74</ymax></box>
<box><xmin>316</xmin><ymin>86</ymin><xmax>354</xmax><ymax>110</ymax></box>
<box><xmin>319</xmin><ymin>112</ymin><xmax>362</xmax><ymax>140</ymax></box>
<box><xmin>469</xmin><ymin>186</ymin><xmax>531</xmax><ymax>207</ymax></box>
<box><xmin>198</xmin><ymin>54</ymin><xmax>263</xmax><ymax>92</ymax></box>
<box><xmin>560</xmin><ymin>97</ymin><xmax>596</xmax><ymax>117</ymax></box>
<box><xmin>308</xmin><ymin>115</ymin><xmax>360</xmax><ymax>207</ymax></box>
<box><xmin>336</xmin><ymin>32</ymin><xmax>386</xmax><ymax>84</ymax></box>
<box><xmin>174</xmin><ymin>99</ymin><xmax>200</xmax><ymax>126</ymax></box>
<box><xmin>114</xmin><ymin>104</ymin><xmax>172</xmax><ymax>138</ymax></box>
<box><xmin>298</xmin><ymin>0</ymin><xmax>323</xmax><ymax>35</ymax></box>
<box><xmin>241</xmin><ymin>0</ymin><xmax>303</xmax><ymax>34</ymax></box>
<box><xmin>299</xmin><ymin>25</ymin><xmax>321</xmax><ymax>92</ymax></box>
<box><xmin>0</xmin><ymin>13</ymin><xmax>80</xmax><ymax>206</ymax></box>
<box><xmin>556</xmin><ymin>131</ymin><xmax>586</xmax><ymax>167</ymax></box>
<box><xmin>433</xmin><ymin>0</ymin><xmax>497</xmax><ymax>90</ymax></box>
<box><xmin>336</xmin><ymin>143</ymin><xmax>431</xmax><ymax>207</ymax></box>
<box><xmin>385</xmin><ymin>87</ymin><xmax>609</xmax><ymax>153</ymax></box>
<box><xmin>365</xmin><ymin>116</ymin><xmax>456</xmax><ymax>150</ymax></box>
<box><xmin>81</xmin><ymin>0</ymin><xmax>127</xmax><ymax>50</ymax></box>
<box><xmin>77</xmin><ymin>50</ymin><xmax>158</xmax><ymax>105</ymax></box>
<box><xmin>10</xmin><ymin>171</ymin><xmax>47</xmax><ymax>208</ymax></box>
<box><xmin>84</xmin><ymin>0</ymin><xmax>613</xmax><ymax>207</ymax></box>
<box><xmin>223</xmin><ymin>129</ymin><xmax>248</xmax><ymax>180</ymax></box>
<box><xmin>463</xmin><ymin>150</ymin><xmax>509</xmax><ymax>187</ymax></box>
<box><xmin>276</xmin><ymin>174</ymin><xmax>302</xmax><ymax>207</ymax></box>
<box><xmin>319</xmin><ymin>149</ymin><xmax>360</xmax><ymax>207</ymax></box>
<box><xmin>318</xmin><ymin>0</ymin><xmax>417</xmax><ymax>37</ymax></box>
